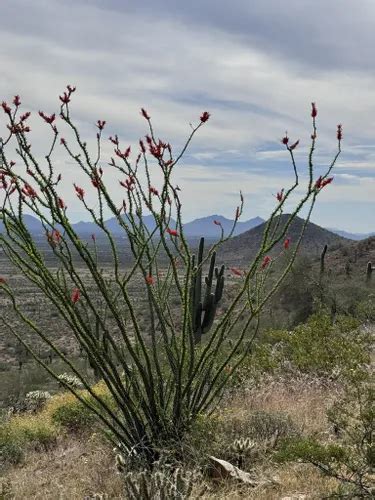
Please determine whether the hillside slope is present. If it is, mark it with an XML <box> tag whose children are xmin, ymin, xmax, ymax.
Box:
<box><xmin>218</xmin><ymin>214</ymin><xmax>349</xmax><ymax>265</ymax></box>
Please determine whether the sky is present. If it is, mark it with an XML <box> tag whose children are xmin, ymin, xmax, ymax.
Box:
<box><xmin>1</xmin><ymin>0</ymin><xmax>375</xmax><ymax>232</ymax></box>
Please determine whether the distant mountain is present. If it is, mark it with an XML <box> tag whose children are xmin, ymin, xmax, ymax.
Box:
<box><xmin>0</xmin><ymin>213</ymin><xmax>263</xmax><ymax>238</ymax></box>
<box><xmin>328</xmin><ymin>228</ymin><xmax>375</xmax><ymax>241</ymax></box>
<box><xmin>219</xmin><ymin>215</ymin><xmax>350</xmax><ymax>265</ymax></box>
<box><xmin>183</xmin><ymin>215</ymin><xmax>264</xmax><ymax>237</ymax></box>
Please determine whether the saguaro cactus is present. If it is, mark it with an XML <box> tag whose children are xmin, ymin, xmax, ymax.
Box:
<box><xmin>190</xmin><ymin>237</ymin><xmax>225</xmax><ymax>344</ymax></box>
<box><xmin>320</xmin><ymin>244</ymin><xmax>328</xmax><ymax>277</ymax></box>
<box><xmin>366</xmin><ymin>261</ymin><xmax>374</xmax><ymax>283</ymax></box>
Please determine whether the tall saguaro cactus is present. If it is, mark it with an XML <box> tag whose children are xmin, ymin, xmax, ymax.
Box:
<box><xmin>190</xmin><ymin>237</ymin><xmax>225</xmax><ymax>344</ymax></box>
<box><xmin>366</xmin><ymin>261</ymin><xmax>374</xmax><ymax>283</ymax></box>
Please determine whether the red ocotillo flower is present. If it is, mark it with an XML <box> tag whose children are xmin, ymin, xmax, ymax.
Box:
<box><xmin>230</xmin><ymin>267</ymin><xmax>243</xmax><ymax>277</ymax></box>
<box><xmin>67</xmin><ymin>84</ymin><xmax>76</xmax><ymax>94</ymax></box>
<box><xmin>141</xmin><ymin>108</ymin><xmax>150</xmax><ymax>120</ymax></box>
<box><xmin>200</xmin><ymin>111</ymin><xmax>210</xmax><ymax>123</ymax></box>
<box><xmin>20</xmin><ymin>112</ymin><xmax>31</xmax><ymax>122</ymax></box>
<box><xmin>71</xmin><ymin>288</ymin><xmax>80</xmax><ymax>304</ymax></box>
<box><xmin>1</xmin><ymin>101</ymin><xmax>11</xmax><ymax>115</ymax></box>
<box><xmin>315</xmin><ymin>176</ymin><xmax>333</xmax><ymax>190</ymax></box>
<box><xmin>39</xmin><ymin>111</ymin><xmax>56</xmax><ymax>124</ymax></box>
<box><xmin>57</xmin><ymin>197</ymin><xmax>66</xmax><ymax>209</ymax></box>
<box><xmin>52</xmin><ymin>229</ymin><xmax>61</xmax><ymax>244</ymax></box>
<box><xmin>74</xmin><ymin>184</ymin><xmax>85</xmax><ymax>200</ymax></box>
<box><xmin>281</xmin><ymin>133</ymin><xmax>289</xmax><ymax>145</ymax></box>
<box><xmin>311</xmin><ymin>102</ymin><xmax>317</xmax><ymax>118</ymax></box>
<box><xmin>60</xmin><ymin>138</ymin><xmax>66</xmax><ymax>146</ymax></box>
<box><xmin>166</xmin><ymin>228</ymin><xmax>179</xmax><ymax>237</ymax></box>
<box><xmin>13</xmin><ymin>95</ymin><xmax>21</xmax><ymax>107</ymax></box>
<box><xmin>276</xmin><ymin>189</ymin><xmax>284</xmax><ymax>202</ymax></box>
<box><xmin>213</xmin><ymin>220</ymin><xmax>222</xmax><ymax>226</ymax></box>
<box><xmin>109</xmin><ymin>135</ymin><xmax>119</xmax><ymax>145</ymax></box>
<box><xmin>261</xmin><ymin>255</ymin><xmax>271</xmax><ymax>269</ymax></box>
<box><xmin>289</xmin><ymin>140</ymin><xmax>299</xmax><ymax>151</ymax></box>
<box><xmin>115</xmin><ymin>146</ymin><xmax>131</xmax><ymax>159</ymax></box>
<box><xmin>145</xmin><ymin>274</ymin><xmax>154</xmax><ymax>285</ymax></box>
<box><xmin>139</xmin><ymin>139</ymin><xmax>146</xmax><ymax>153</ymax></box>
<box><xmin>96</xmin><ymin>120</ymin><xmax>106</xmax><ymax>130</ymax></box>
<box><xmin>0</xmin><ymin>277</ymin><xmax>6</xmax><ymax>284</ymax></box>
<box><xmin>149</xmin><ymin>186</ymin><xmax>159</xmax><ymax>196</ymax></box>
<box><xmin>284</xmin><ymin>237</ymin><xmax>291</xmax><ymax>250</ymax></box>
<box><xmin>59</xmin><ymin>92</ymin><xmax>70</xmax><ymax>104</ymax></box>
<box><xmin>22</xmin><ymin>183</ymin><xmax>37</xmax><ymax>198</ymax></box>
<box><xmin>337</xmin><ymin>124</ymin><xmax>343</xmax><ymax>141</ymax></box>
<box><xmin>91</xmin><ymin>234</ymin><xmax>96</xmax><ymax>242</ymax></box>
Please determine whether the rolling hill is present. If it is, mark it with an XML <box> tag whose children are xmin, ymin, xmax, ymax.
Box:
<box><xmin>218</xmin><ymin>214</ymin><xmax>350</xmax><ymax>265</ymax></box>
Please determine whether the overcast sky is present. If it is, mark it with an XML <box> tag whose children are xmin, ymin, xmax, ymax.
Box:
<box><xmin>1</xmin><ymin>0</ymin><xmax>375</xmax><ymax>232</ymax></box>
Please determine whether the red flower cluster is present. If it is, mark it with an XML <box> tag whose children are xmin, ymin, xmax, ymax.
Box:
<box><xmin>141</xmin><ymin>108</ymin><xmax>150</xmax><ymax>120</ymax></box>
<box><xmin>71</xmin><ymin>288</ymin><xmax>80</xmax><ymax>304</ymax></box>
<box><xmin>1</xmin><ymin>101</ymin><xmax>11</xmax><ymax>115</ymax></box>
<box><xmin>20</xmin><ymin>112</ymin><xmax>31</xmax><ymax>122</ymax></box>
<box><xmin>213</xmin><ymin>220</ymin><xmax>222</xmax><ymax>226</ymax></box>
<box><xmin>200</xmin><ymin>111</ymin><xmax>210</xmax><ymax>123</ymax></box>
<box><xmin>74</xmin><ymin>184</ymin><xmax>85</xmax><ymax>200</ymax></box>
<box><xmin>145</xmin><ymin>275</ymin><xmax>154</xmax><ymax>285</ymax></box>
<box><xmin>311</xmin><ymin>102</ymin><xmax>317</xmax><ymax>118</ymax></box>
<box><xmin>39</xmin><ymin>111</ymin><xmax>56</xmax><ymax>124</ymax></box>
<box><xmin>13</xmin><ymin>95</ymin><xmax>21</xmax><ymax>107</ymax></box>
<box><xmin>0</xmin><ymin>277</ymin><xmax>6</xmax><ymax>284</ymax></box>
<box><xmin>22</xmin><ymin>183</ymin><xmax>37</xmax><ymax>198</ymax></box>
<box><xmin>261</xmin><ymin>255</ymin><xmax>271</xmax><ymax>269</ymax></box>
<box><xmin>276</xmin><ymin>189</ymin><xmax>284</xmax><ymax>202</ymax></box>
<box><xmin>47</xmin><ymin>229</ymin><xmax>62</xmax><ymax>246</ymax></box>
<box><xmin>230</xmin><ymin>267</ymin><xmax>243</xmax><ymax>276</ymax></box>
<box><xmin>109</xmin><ymin>135</ymin><xmax>119</xmax><ymax>146</ymax></box>
<box><xmin>289</xmin><ymin>139</ymin><xmax>299</xmax><ymax>151</ymax></box>
<box><xmin>57</xmin><ymin>197</ymin><xmax>66</xmax><ymax>209</ymax></box>
<box><xmin>59</xmin><ymin>84</ymin><xmax>76</xmax><ymax>105</ymax></box>
<box><xmin>337</xmin><ymin>124</ymin><xmax>343</xmax><ymax>141</ymax></box>
<box><xmin>284</xmin><ymin>237</ymin><xmax>291</xmax><ymax>250</ymax></box>
<box><xmin>91</xmin><ymin>168</ymin><xmax>103</xmax><ymax>188</ymax></box>
<box><xmin>149</xmin><ymin>186</ymin><xmax>159</xmax><ymax>196</ymax></box>
<box><xmin>97</xmin><ymin>120</ymin><xmax>106</xmax><ymax>131</ymax></box>
<box><xmin>315</xmin><ymin>176</ymin><xmax>333</xmax><ymax>190</ymax></box>
<box><xmin>115</xmin><ymin>146</ymin><xmax>131</xmax><ymax>160</ymax></box>
<box><xmin>119</xmin><ymin>176</ymin><xmax>136</xmax><ymax>191</ymax></box>
<box><xmin>166</xmin><ymin>228</ymin><xmax>178</xmax><ymax>237</ymax></box>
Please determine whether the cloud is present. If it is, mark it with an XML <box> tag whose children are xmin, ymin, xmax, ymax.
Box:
<box><xmin>0</xmin><ymin>0</ymin><xmax>374</xmax><ymax>231</ymax></box>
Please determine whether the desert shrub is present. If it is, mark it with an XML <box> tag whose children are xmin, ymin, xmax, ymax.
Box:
<box><xmin>241</xmin><ymin>313</ymin><xmax>370</xmax><ymax>380</ymax></box>
<box><xmin>24</xmin><ymin>390</ymin><xmax>51</xmax><ymax>412</ymax></box>
<box><xmin>276</xmin><ymin>370</ymin><xmax>375</xmax><ymax>498</ymax></box>
<box><xmin>57</xmin><ymin>373</ymin><xmax>84</xmax><ymax>390</ymax></box>
<box><xmin>0</xmin><ymin>413</ymin><xmax>58</xmax><ymax>466</ymax></box>
<box><xmin>186</xmin><ymin>408</ymin><xmax>299</xmax><ymax>471</ymax></box>
<box><xmin>45</xmin><ymin>382</ymin><xmax>112</xmax><ymax>431</ymax></box>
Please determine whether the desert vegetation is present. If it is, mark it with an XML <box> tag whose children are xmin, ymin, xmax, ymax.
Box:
<box><xmin>0</xmin><ymin>89</ymin><xmax>374</xmax><ymax>499</ymax></box>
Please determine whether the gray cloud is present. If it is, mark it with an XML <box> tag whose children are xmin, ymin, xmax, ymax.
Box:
<box><xmin>0</xmin><ymin>0</ymin><xmax>374</xmax><ymax>231</ymax></box>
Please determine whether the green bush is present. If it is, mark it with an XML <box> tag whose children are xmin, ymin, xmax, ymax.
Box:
<box><xmin>246</xmin><ymin>313</ymin><xmax>371</xmax><ymax>379</ymax></box>
<box><xmin>0</xmin><ymin>413</ymin><xmax>58</xmax><ymax>466</ymax></box>
<box><xmin>50</xmin><ymin>399</ymin><xmax>96</xmax><ymax>430</ymax></box>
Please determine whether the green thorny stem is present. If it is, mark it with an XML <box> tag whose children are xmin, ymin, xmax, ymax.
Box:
<box><xmin>0</xmin><ymin>92</ymin><xmax>341</xmax><ymax>464</ymax></box>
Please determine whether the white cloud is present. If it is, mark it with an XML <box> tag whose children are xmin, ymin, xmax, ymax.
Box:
<box><xmin>0</xmin><ymin>0</ymin><xmax>374</xmax><ymax>230</ymax></box>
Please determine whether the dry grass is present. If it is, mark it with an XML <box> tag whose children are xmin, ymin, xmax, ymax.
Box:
<box><xmin>1</xmin><ymin>377</ymin><xmax>342</xmax><ymax>499</ymax></box>
<box><xmin>224</xmin><ymin>376</ymin><xmax>340</xmax><ymax>435</ymax></box>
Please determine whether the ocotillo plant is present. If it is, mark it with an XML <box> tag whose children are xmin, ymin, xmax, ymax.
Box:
<box><xmin>0</xmin><ymin>90</ymin><xmax>342</xmax><ymax>464</ymax></box>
